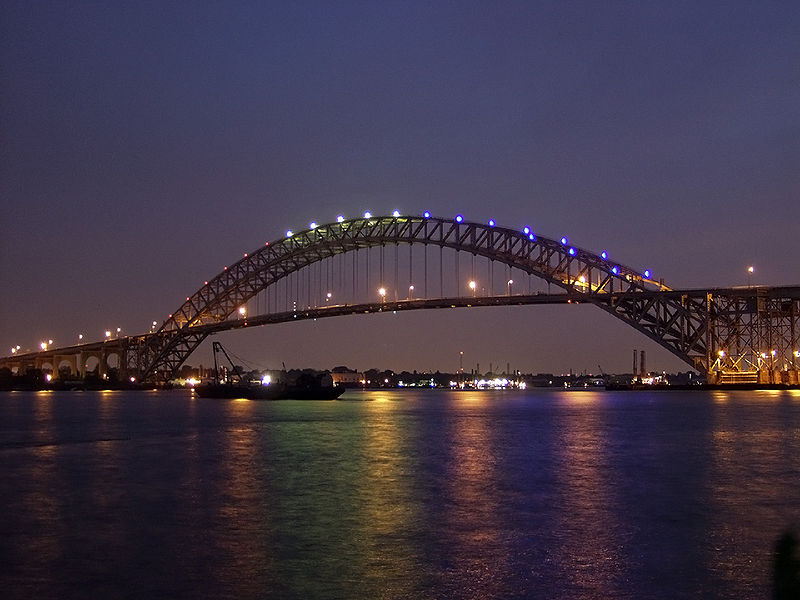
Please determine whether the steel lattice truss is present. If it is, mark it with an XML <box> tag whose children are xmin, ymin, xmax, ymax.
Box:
<box><xmin>116</xmin><ymin>215</ymin><xmax>798</xmax><ymax>382</ymax></box>
<box><xmin>705</xmin><ymin>287</ymin><xmax>800</xmax><ymax>378</ymax></box>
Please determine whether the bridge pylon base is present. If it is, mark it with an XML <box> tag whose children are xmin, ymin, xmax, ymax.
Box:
<box><xmin>709</xmin><ymin>370</ymin><xmax>799</xmax><ymax>386</ymax></box>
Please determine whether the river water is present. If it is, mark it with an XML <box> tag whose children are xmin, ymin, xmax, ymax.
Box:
<box><xmin>1</xmin><ymin>388</ymin><xmax>798</xmax><ymax>599</ymax></box>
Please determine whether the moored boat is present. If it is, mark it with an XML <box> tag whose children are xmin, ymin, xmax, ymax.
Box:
<box><xmin>194</xmin><ymin>342</ymin><xmax>344</xmax><ymax>400</ymax></box>
<box><xmin>194</xmin><ymin>381</ymin><xmax>286</xmax><ymax>399</ymax></box>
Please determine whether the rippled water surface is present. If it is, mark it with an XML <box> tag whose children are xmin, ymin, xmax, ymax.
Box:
<box><xmin>1</xmin><ymin>388</ymin><xmax>799</xmax><ymax>599</ymax></box>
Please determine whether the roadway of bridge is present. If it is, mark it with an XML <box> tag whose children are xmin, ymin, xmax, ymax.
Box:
<box><xmin>4</xmin><ymin>292</ymin><xmax>587</xmax><ymax>359</ymax></box>
<box><xmin>4</xmin><ymin>285</ymin><xmax>799</xmax><ymax>362</ymax></box>
<box><xmin>123</xmin><ymin>284</ymin><xmax>800</xmax><ymax>339</ymax></box>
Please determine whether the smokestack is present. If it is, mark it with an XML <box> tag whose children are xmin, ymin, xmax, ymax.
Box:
<box><xmin>633</xmin><ymin>349</ymin><xmax>638</xmax><ymax>376</ymax></box>
<box><xmin>640</xmin><ymin>350</ymin><xmax>646</xmax><ymax>376</ymax></box>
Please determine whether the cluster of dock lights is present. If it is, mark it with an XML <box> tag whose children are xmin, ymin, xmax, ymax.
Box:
<box><xmin>279</xmin><ymin>211</ymin><xmax>657</xmax><ymax>283</ymax></box>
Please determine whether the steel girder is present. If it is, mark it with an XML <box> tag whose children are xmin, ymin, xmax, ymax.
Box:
<box><xmin>124</xmin><ymin>330</ymin><xmax>209</xmax><ymax>383</ymax></box>
<box><xmin>704</xmin><ymin>287</ymin><xmax>800</xmax><ymax>376</ymax></box>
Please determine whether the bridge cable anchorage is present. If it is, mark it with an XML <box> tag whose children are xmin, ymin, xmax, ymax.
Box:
<box><xmin>8</xmin><ymin>215</ymin><xmax>795</xmax><ymax>386</ymax></box>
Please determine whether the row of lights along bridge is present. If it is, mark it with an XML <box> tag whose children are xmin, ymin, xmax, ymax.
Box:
<box><xmin>8</xmin><ymin>322</ymin><xmax>163</xmax><ymax>357</ymax></box>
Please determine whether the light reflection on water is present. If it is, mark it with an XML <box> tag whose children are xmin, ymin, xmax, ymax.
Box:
<box><xmin>441</xmin><ymin>393</ymin><xmax>508</xmax><ymax>598</ymax></box>
<box><xmin>23</xmin><ymin>393</ymin><xmax>62</xmax><ymax>579</ymax></box>
<box><xmin>707</xmin><ymin>391</ymin><xmax>800</xmax><ymax>596</ymax></box>
<box><xmin>0</xmin><ymin>389</ymin><xmax>798</xmax><ymax>599</ymax></box>
<box><xmin>355</xmin><ymin>398</ymin><xmax>421</xmax><ymax>597</ymax></box>
<box><xmin>552</xmin><ymin>391</ymin><xmax>624</xmax><ymax>598</ymax></box>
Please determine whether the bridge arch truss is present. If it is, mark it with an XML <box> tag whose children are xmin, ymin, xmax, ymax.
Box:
<box><xmin>125</xmin><ymin>214</ymin><xmax>737</xmax><ymax>382</ymax></box>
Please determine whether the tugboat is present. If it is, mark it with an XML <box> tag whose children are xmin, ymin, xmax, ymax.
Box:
<box><xmin>194</xmin><ymin>341</ymin><xmax>344</xmax><ymax>400</ymax></box>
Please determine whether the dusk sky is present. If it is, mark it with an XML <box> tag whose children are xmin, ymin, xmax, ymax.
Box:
<box><xmin>2</xmin><ymin>1</ymin><xmax>798</xmax><ymax>375</ymax></box>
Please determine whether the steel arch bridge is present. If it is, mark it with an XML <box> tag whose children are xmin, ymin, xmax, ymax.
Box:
<box><xmin>4</xmin><ymin>214</ymin><xmax>799</xmax><ymax>385</ymax></box>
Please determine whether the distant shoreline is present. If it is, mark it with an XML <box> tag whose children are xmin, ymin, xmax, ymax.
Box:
<box><xmin>2</xmin><ymin>383</ymin><xmax>798</xmax><ymax>392</ymax></box>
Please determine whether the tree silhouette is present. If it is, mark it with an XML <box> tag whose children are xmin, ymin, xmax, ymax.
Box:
<box><xmin>773</xmin><ymin>528</ymin><xmax>800</xmax><ymax>600</ymax></box>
